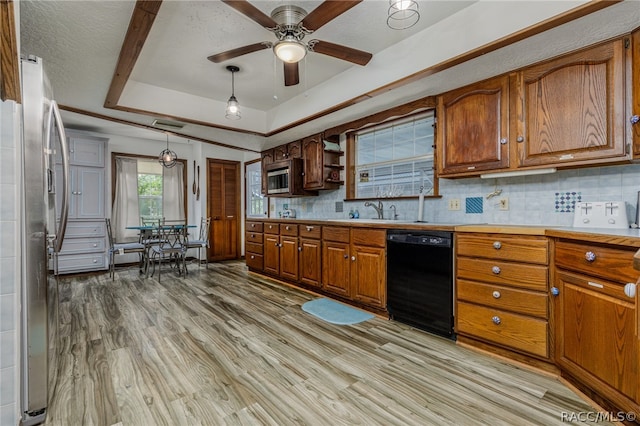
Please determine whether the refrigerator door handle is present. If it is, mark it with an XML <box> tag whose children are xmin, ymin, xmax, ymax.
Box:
<box><xmin>49</xmin><ymin>100</ymin><xmax>70</xmax><ymax>252</ymax></box>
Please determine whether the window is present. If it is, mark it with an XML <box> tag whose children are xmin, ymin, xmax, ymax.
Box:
<box><xmin>245</xmin><ymin>160</ymin><xmax>267</xmax><ymax>217</ymax></box>
<box><xmin>137</xmin><ymin>160</ymin><xmax>164</xmax><ymax>220</ymax></box>
<box><xmin>351</xmin><ymin>111</ymin><xmax>436</xmax><ymax>199</ymax></box>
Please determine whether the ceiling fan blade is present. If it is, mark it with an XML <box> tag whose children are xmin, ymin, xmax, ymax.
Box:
<box><xmin>221</xmin><ymin>0</ymin><xmax>277</xmax><ymax>28</ymax></box>
<box><xmin>309</xmin><ymin>40</ymin><xmax>372</xmax><ymax>66</ymax></box>
<box><xmin>301</xmin><ymin>0</ymin><xmax>362</xmax><ymax>31</ymax></box>
<box><xmin>284</xmin><ymin>62</ymin><xmax>299</xmax><ymax>86</ymax></box>
<box><xmin>207</xmin><ymin>42</ymin><xmax>271</xmax><ymax>63</ymax></box>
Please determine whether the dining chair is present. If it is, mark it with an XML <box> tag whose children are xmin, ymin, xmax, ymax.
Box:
<box><xmin>105</xmin><ymin>218</ymin><xmax>147</xmax><ymax>280</ymax></box>
<box><xmin>185</xmin><ymin>217</ymin><xmax>211</xmax><ymax>269</ymax></box>
<box><xmin>147</xmin><ymin>221</ymin><xmax>187</xmax><ymax>282</ymax></box>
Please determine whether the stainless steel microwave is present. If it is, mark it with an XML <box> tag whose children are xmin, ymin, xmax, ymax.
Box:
<box><xmin>264</xmin><ymin>158</ymin><xmax>315</xmax><ymax>197</ymax></box>
<box><xmin>267</xmin><ymin>166</ymin><xmax>290</xmax><ymax>194</ymax></box>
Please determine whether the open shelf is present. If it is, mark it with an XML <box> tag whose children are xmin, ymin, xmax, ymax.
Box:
<box><xmin>324</xmin><ymin>164</ymin><xmax>344</xmax><ymax>169</ymax></box>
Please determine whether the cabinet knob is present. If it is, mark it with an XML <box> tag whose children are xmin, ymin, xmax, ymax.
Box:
<box><xmin>93</xmin><ymin>243</ymin><xmax>97</xmax><ymax>247</ymax></box>
<box><xmin>551</xmin><ymin>287</ymin><xmax>560</xmax><ymax>296</ymax></box>
<box><xmin>493</xmin><ymin>241</ymin><xmax>501</xmax><ymax>249</ymax></box>
<box><xmin>491</xmin><ymin>316</ymin><xmax>501</xmax><ymax>325</ymax></box>
<box><xmin>516</xmin><ymin>136</ymin><xmax>524</xmax><ymax>143</ymax></box>
<box><xmin>285</xmin><ymin>226</ymin><xmax>290</xmax><ymax>230</ymax></box>
<box><xmin>631</xmin><ymin>115</ymin><xmax>640</xmax><ymax>125</ymax></box>
<box><xmin>251</xmin><ymin>234</ymin><xmax>255</xmax><ymax>238</ymax></box>
<box><xmin>275</xmin><ymin>242</ymin><xmax>279</xmax><ymax>247</ymax></box>
<box><xmin>351</xmin><ymin>256</ymin><xmax>356</xmax><ymax>261</ymax></box>
<box><xmin>499</xmin><ymin>138</ymin><xmax>507</xmax><ymax>145</ymax></box>
<box><xmin>251</xmin><ymin>224</ymin><xmax>255</xmax><ymax>228</ymax></box>
<box><xmin>624</xmin><ymin>283</ymin><xmax>636</xmax><ymax>298</ymax></box>
<box><xmin>92</xmin><ymin>259</ymin><xmax>97</xmax><ymax>263</ymax></box>
<box><xmin>298</xmin><ymin>246</ymin><xmax>302</xmax><ymax>252</ymax></box>
<box><xmin>250</xmin><ymin>255</ymin><xmax>255</xmax><ymax>259</ymax></box>
<box><xmin>585</xmin><ymin>251</ymin><xmax>596</xmax><ymax>262</ymax></box>
<box><xmin>492</xmin><ymin>266</ymin><xmax>501</xmax><ymax>275</ymax></box>
<box><xmin>343</xmin><ymin>254</ymin><xmax>349</xmax><ymax>259</ymax></box>
<box><xmin>492</xmin><ymin>290</ymin><xmax>501</xmax><ymax>299</ymax></box>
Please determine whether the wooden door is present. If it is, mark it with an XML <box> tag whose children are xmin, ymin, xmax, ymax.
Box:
<box><xmin>516</xmin><ymin>39</ymin><xmax>627</xmax><ymax>167</ymax></box>
<box><xmin>436</xmin><ymin>75</ymin><xmax>510</xmax><ymax>176</ymax></box>
<box><xmin>263</xmin><ymin>234</ymin><xmax>280</xmax><ymax>275</ymax></box>
<box><xmin>279</xmin><ymin>235</ymin><xmax>299</xmax><ymax>281</ymax></box>
<box><xmin>555</xmin><ymin>271</ymin><xmax>637</xmax><ymax>404</ymax></box>
<box><xmin>299</xmin><ymin>238</ymin><xmax>321</xmax><ymax>288</ymax></box>
<box><xmin>322</xmin><ymin>241</ymin><xmax>351</xmax><ymax>298</ymax></box>
<box><xmin>351</xmin><ymin>244</ymin><xmax>386</xmax><ymax>308</ymax></box>
<box><xmin>207</xmin><ymin>159</ymin><xmax>240</xmax><ymax>261</ymax></box>
<box><xmin>302</xmin><ymin>134</ymin><xmax>324</xmax><ymax>189</ymax></box>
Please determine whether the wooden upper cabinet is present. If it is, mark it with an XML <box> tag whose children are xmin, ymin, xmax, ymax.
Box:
<box><xmin>632</xmin><ymin>29</ymin><xmax>640</xmax><ymax>156</ymax></box>
<box><xmin>302</xmin><ymin>134</ymin><xmax>324</xmax><ymax>189</ymax></box>
<box><xmin>260</xmin><ymin>149</ymin><xmax>274</xmax><ymax>195</ymax></box>
<box><xmin>515</xmin><ymin>38</ymin><xmax>628</xmax><ymax>168</ymax></box>
<box><xmin>436</xmin><ymin>74</ymin><xmax>510</xmax><ymax>177</ymax></box>
<box><xmin>274</xmin><ymin>141</ymin><xmax>302</xmax><ymax>161</ymax></box>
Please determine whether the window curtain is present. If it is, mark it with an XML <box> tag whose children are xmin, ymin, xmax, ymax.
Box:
<box><xmin>112</xmin><ymin>157</ymin><xmax>140</xmax><ymax>242</ymax></box>
<box><xmin>163</xmin><ymin>161</ymin><xmax>185</xmax><ymax>221</ymax></box>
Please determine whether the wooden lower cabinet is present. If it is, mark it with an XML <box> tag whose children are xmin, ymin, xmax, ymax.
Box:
<box><xmin>554</xmin><ymin>239</ymin><xmax>640</xmax><ymax>414</ymax></box>
<box><xmin>299</xmin><ymin>237</ymin><xmax>321</xmax><ymax>288</ymax></box>
<box><xmin>351</xmin><ymin>229</ymin><xmax>386</xmax><ymax>309</ymax></box>
<box><xmin>322</xmin><ymin>240</ymin><xmax>351</xmax><ymax>298</ymax></box>
<box><xmin>280</xmin><ymin>235</ymin><xmax>299</xmax><ymax>281</ymax></box>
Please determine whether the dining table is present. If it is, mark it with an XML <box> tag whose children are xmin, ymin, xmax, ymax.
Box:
<box><xmin>125</xmin><ymin>224</ymin><xmax>197</xmax><ymax>274</ymax></box>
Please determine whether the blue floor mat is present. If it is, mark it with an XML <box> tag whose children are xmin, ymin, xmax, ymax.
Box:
<box><xmin>301</xmin><ymin>298</ymin><xmax>374</xmax><ymax>325</ymax></box>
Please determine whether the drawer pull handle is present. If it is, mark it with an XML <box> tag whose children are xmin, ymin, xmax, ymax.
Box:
<box><xmin>251</xmin><ymin>234</ymin><xmax>255</xmax><ymax>238</ymax></box>
<box><xmin>588</xmin><ymin>281</ymin><xmax>604</xmax><ymax>289</ymax></box>
<box><xmin>492</xmin><ymin>316</ymin><xmax>501</xmax><ymax>325</ymax></box>
<box><xmin>286</xmin><ymin>226</ymin><xmax>290</xmax><ymax>230</ymax></box>
<box><xmin>551</xmin><ymin>287</ymin><xmax>560</xmax><ymax>296</ymax></box>
<box><xmin>93</xmin><ymin>243</ymin><xmax>97</xmax><ymax>247</ymax></box>
<box><xmin>585</xmin><ymin>251</ymin><xmax>596</xmax><ymax>262</ymax></box>
<box><xmin>492</xmin><ymin>266</ymin><xmax>501</xmax><ymax>274</ymax></box>
<box><xmin>306</xmin><ymin>226</ymin><xmax>314</xmax><ymax>231</ymax></box>
<box><xmin>493</xmin><ymin>241</ymin><xmax>501</xmax><ymax>249</ymax></box>
<box><xmin>624</xmin><ymin>283</ymin><xmax>636</xmax><ymax>298</ymax></box>
<box><xmin>492</xmin><ymin>291</ymin><xmax>501</xmax><ymax>299</ymax></box>
<box><xmin>93</xmin><ymin>259</ymin><xmax>97</xmax><ymax>263</ymax></box>
<box><xmin>251</xmin><ymin>224</ymin><xmax>255</xmax><ymax>228</ymax></box>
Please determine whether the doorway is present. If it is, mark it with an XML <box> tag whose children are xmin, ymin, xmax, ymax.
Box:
<box><xmin>207</xmin><ymin>159</ymin><xmax>240</xmax><ymax>261</ymax></box>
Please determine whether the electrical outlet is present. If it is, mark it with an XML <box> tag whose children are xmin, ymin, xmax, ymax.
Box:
<box><xmin>448</xmin><ymin>199</ymin><xmax>461</xmax><ymax>211</ymax></box>
<box><xmin>499</xmin><ymin>197</ymin><xmax>509</xmax><ymax>211</ymax></box>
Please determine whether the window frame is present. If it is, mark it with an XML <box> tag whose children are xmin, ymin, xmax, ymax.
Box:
<box><xmin>110</xmin><ymin>152</ymin><xmax>188</xmax><ymax>220</ymax></box>
<box><xmin>345</xmin><ymin>109</ymin><xmax>439</xmax><ymax>201</ymax></box>
<box><xmin>244</xmin><ymin>158</ymin><xmax>268</xmax><ymax>218</ymax></box>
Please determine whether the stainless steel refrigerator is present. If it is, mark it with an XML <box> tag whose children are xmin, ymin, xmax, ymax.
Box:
<box><xmin>20</xmin><ymin>55</ymin><xmax>70</xmax><ymax>425</ymax></box>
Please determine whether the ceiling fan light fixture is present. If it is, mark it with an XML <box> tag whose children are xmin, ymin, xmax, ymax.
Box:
<box><xmin>387</xmin><ymin>0</ymin><xmax>420</xmax><ymax>30</ymax></box>
<box><xmin>225</xmin><ymin>65</ymin><xmax>241</xmax><ymax>120</ymax></box>
<box><xmin>274</xmin><ymin>38</ymin><xmax>307</xmax><ymax>63</ymax></box>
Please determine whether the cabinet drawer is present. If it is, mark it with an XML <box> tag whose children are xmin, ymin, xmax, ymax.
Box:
<box><xmin>299</xmin><ymin>224</ymin><xmax>321</xmax><ymax>239</ymax></box>
<box><xmin>323</xmin><ymin>226</ymin><xmax>350</xmax><ymax>243</ymax></box>
<box><xmin>264</xmin><ymin>223</ymin><xmax>280</xmax><ymax>234</ymax></box>
<box><xmin>64</xmin><ymin>221</ymin><xmax>105</xmax><ymax>238</ymax></box>
<box><xmin>246</xmin><ymin>242</ymin><xmax>263</xmax><ymax>255</ymax></box>
<box><xmin>246</xmin><ymin>231</ymin><xmax>263</xmax><ymax>244</ymax></box>
<box><xmin>60</xmin><ymin>237</ymin><xmax>105</xmax><ymax>255</ymax></box>
<box><xmin>280</xmin><ymin>223</ymin><xmax>298</xmax><ymax>236</ymax></box>
<box><xmin>457</xmin><ymin>301</ymin><xmax>548</xmax><ymax>358</ymax></box>
<box><xmin>351</xmin><ymin>228</ymin><xmax>386</xmax><ymax>248</ymax></box>
<box><xmin>457</xmin><ymin>257</ymin><xmax>548</xmax><ymax>291</ymax></box>
<box><xmin>555</xmin><ymin>240</ymin><xmax>638</xmax><ymax>284</ymax></box>
<box><xmin>457</xmin><ymin>279</ymin><xmax>548</xmax><ymax>318</ymax></box>
<box><xmin>246</xmin><ymin>253</ymin><xmax>264</xmax><ymax>270</ymax></box>
<box><xmin>57</xmin><ymin>252</ymin><xmax>106</xmax><ymax>273</ymax></box>
<box><xmin>457</xmin><ymin>234</ymin><xmax>548</xmax><ymax>264</ymax></box>
<box><xmin>246</xmin><ymin>221</ymin><xmax>264</xmax><ymax>232</ymax></box>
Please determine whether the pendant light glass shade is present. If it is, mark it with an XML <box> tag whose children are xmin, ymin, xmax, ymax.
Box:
<box><xmin>225</xmin><ymin>65</ymin><xmax>241</xmax><ymax>120</ymax></box>
<box><xmin>387</xmin><ymin>0</ymin><xmax>420</xmax><ymax>30</ymax></box>
<box><xmin>273</xmin><ymin>38</ymin><xmax>307</xmax><ymax>63</ymax></box>
<box><xmin>158</xmin><ymin>133</ymin><xmax>177</xmax><ymax>168</ymax></box>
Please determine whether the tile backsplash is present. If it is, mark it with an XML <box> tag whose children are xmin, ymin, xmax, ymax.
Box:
<box><xmin>272</xmin><ymin>163</ymin><xmax>640</xmax><ymax>227</ymax></box>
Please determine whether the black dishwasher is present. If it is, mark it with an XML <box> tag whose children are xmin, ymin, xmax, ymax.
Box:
<box><xmin>386</xmin><ymin>230</ymin><xmax>454</xmax><ymax>339</ymax></box>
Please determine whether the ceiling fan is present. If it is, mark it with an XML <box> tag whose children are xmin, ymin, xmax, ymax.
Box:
<box><xmin>208</xmin><ymin>0</ymin><xmax>373</xmax><ymax>87</ymax></box>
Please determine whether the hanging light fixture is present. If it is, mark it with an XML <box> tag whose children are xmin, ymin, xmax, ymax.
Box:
<box><xmin>158</xmin><ymin>133</ymin><xmax>177</xmax><ymax>168</ymax></box>
<box><xmin>387</xmin><ymin>0</ymin><xmax>420</xmax><ymax>30</ymax></box>
<box><xmin>273</xmin><ymin>36</ymin><xmax>307</xmax><ymax>63</ymax></box>
<box><xmin>225</xmin><ymin>65</ymin><xmax>241</xmax><ymax>120</ymax></box>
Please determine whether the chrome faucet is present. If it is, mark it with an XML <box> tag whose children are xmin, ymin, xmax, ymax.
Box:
<box><xmin>364</xmin><ymin>200</ymin><xmax>384</xmax><ymax>219</ymax></box>
<box><xmin>389</xmin><ymin>204</ymin><xmax>398</xmax><ymax>220</ymax></box>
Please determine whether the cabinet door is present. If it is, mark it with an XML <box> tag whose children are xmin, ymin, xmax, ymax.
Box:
<box><xmin>74</xmin><ymin>166</ymin><xmax>105</xmax><ymax>219</ymax></box>
<box><xmin>437</xmin><ymin>75</ymin><xmax>510</xmax><ymax>176</ymax></box>
<box><xmin>260</xmin><ymin>150</ymin><xmax>274</xmax><ymax>195</ymax></box>
<box><xmin>516</xmin><ymin>39</ymin><xmax>627</xmax><ymax>167</ymax></box>
<box><xmin>351</xmin><ymin>245</ymin><xmax>386</xmax><ymax>308</ymax></box>
<box><xmin>302</xmin><ymin>134</ymin><xmax>324</xmax><ymax>189</ymax></box>
<box><xmin>287</xmin><ymin>141</ymin><xmax>303</xmax><ymax>159</ymax></box>
<box><xmin>322</xmin><ymin>241</ymin><xmax>351</xmax><ymax>298</ymax></box>
<box><xmin>632</xmin><ymin>30</ymin><xmax>640</xmax><ymax>156</ymax></box>
<box><xmin>263</xmin><ymin>234</ymin><xmax>280</xmax><ymax>275</ymax></box>
<box><xmin>273</xmin><ymin>145</ymin><xmax>288</xmax><ymax>161</ymax></box>
<box><xmin>208</xmin><ymin>160</ymin><xmax>240</xmax><ymax>260</ymax></box>
<box><xmin>299</xmin><ymin>238</ymin><xmax>321</xmax><ymax>288</ymax></box>
<box><xmin>280</xmin><ymin>235</ymin><xmax>299</xmax><ymax>281</ymax></box>
<box><xmin>555</xmin><ymin>271</ymin><xmax>637</xmax><ymax>404</ymax></box>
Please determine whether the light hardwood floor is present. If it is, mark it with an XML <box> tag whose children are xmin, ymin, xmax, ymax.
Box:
<box><xmin>47</xmin><ymin>261</ymin><xmax>609</xmax><ymax>426</ymax></box>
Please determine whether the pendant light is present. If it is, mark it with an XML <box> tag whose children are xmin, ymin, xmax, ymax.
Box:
<box><xmin>225</xmin><ymin>65</ymin><xmax>241</xmax><ymax>120</ymax></box>
<box><xmin>387</xmin><ymin>0</ymin><xmax>420</xmax><ymax>30</ymax></box>
<box><xmin>158</xmin><ymin>133</ymin><xmax>177</xmax><ymax>168</ymax></box>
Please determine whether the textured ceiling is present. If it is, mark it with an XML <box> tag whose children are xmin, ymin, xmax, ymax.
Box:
<box><xmin>17</xmin><ymin>1</ymin><xmax>640</xmax><ymax>152</ymax></box>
